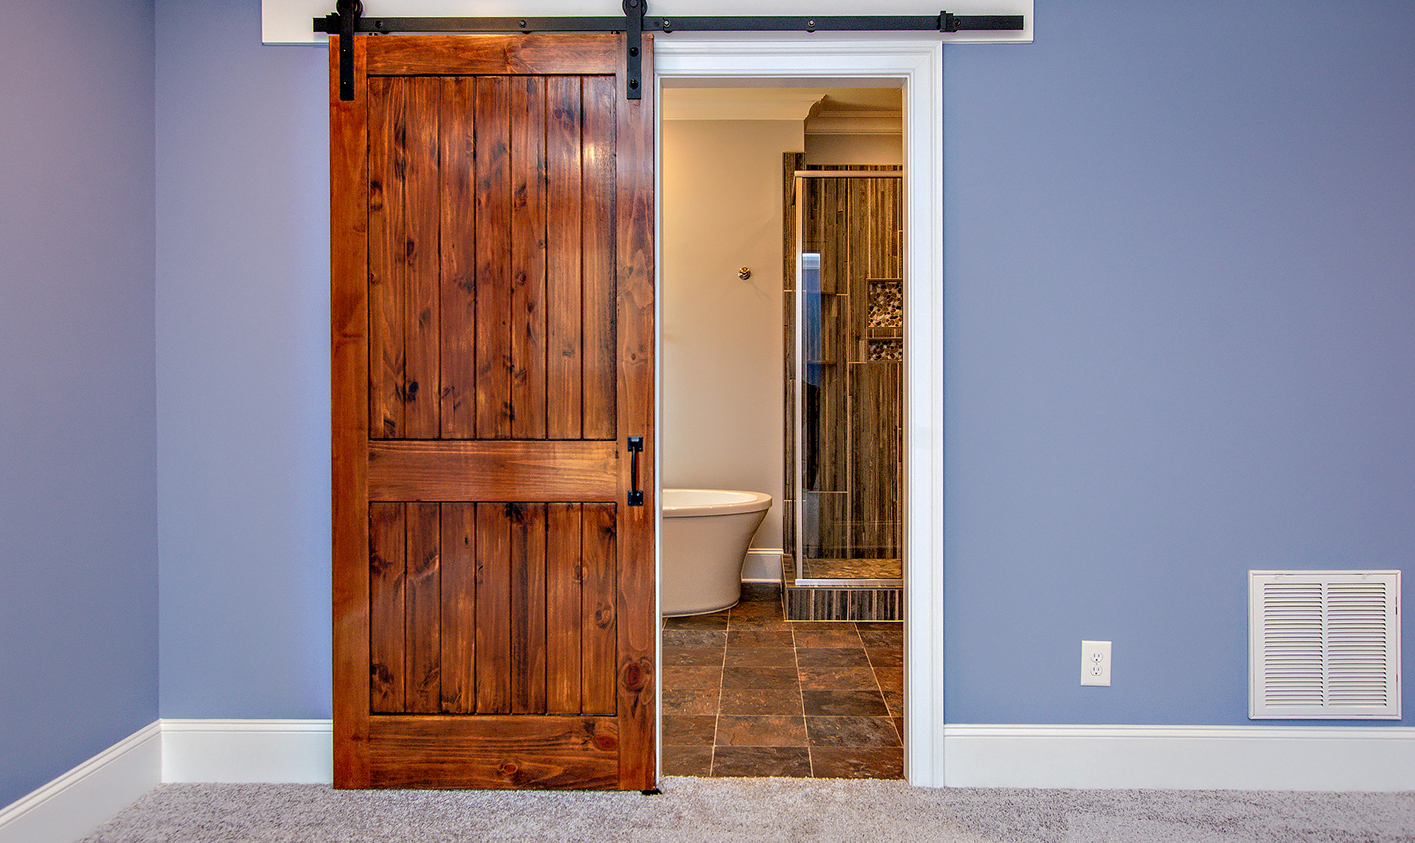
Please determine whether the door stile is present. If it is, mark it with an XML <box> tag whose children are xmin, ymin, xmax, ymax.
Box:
<box><xmin>614</xmin><ymin>34</ymin><xmax>656</xmax><ymax>791</ymax></box>
<box><xmin>330</xmin><ymin>33</ymin><xmax>372</xmax><ymax>788</ymax></box>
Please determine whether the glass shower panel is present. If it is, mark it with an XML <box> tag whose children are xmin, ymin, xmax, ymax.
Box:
<box><xmin>790</xmin><ymin>173</ymin><xmax>904</xmax><ymax>584</ymax></box>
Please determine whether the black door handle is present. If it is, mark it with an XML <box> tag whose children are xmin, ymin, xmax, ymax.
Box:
<box><xmin>627</xmin><ymin>436</ymin><xmax>644</xmax><ymax>506</ymax></box>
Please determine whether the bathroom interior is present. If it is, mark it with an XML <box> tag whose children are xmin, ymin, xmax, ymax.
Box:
<box><xmin>660</xmin><ymin>84</ymin><xmax>907</xmax><ymax>778</ymax></box>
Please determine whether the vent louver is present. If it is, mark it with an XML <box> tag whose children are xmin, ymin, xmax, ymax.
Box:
<box><xmin>1250</xmin><ymin>571</ymin><xmax>1400</xmax><ymax>719</ymax></box>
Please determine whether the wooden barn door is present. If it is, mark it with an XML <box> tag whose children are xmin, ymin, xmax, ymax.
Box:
<box><xmin>329</xmin><ymin>33</ymin><xmax>655</xmax><ymax>790</ymax></box>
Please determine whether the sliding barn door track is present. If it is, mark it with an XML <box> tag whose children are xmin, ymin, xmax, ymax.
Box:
<box><xmin>316</xmin><ymin>0</ymin><xmax>1023</xmax><ymax>100</ymax></box>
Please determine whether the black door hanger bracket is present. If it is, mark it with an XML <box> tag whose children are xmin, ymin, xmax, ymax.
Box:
<box><xmin>315</xmin><ymin>2</ymin><xmax>1025</xmax><ymax>101</ymax></box>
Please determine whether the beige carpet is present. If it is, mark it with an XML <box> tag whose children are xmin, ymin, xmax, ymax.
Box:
<box><xmin>82</xmin><ymin>777</ymin><xmax>1415</xmax><ymax>842</ymax></box>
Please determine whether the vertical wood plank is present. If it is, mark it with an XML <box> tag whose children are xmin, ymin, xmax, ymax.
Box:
<box><xmin>330</xmin><ymin>34</ymin><xmax>371</xmax><ymax>786</ymax></box>
<box><xmin>580</xmin><ymin>75</ymin><xmax>616</xmax><ymax>440</ymax></box>
<box><xmin>368</xmin><ymin>76</ymin><xmax>407</xmax><ymax>440</ymax></box>
<box><xmin>614</xmin><ymin>34</ymin><xmax>657</xmax><ymax>790</ymax></box>
<box><xmin>369</xmin><ymin>502</ymin><xmax>406</xmax><ymax>713</ymax></box>
<box><xmin>509</xmin><ymin>503</ymin><xmax>548</xmax><ymax>713</ymax></box>
<box><xmin>439</xmin><ymin>502</ymin><xmax>476</xmax><ymax>713</ymax></box>
<box><xmin>545</xmin><ymin>502</ymin><xmax>583</xmax><ymax>713</ymax></box>
<box><xmin>404</xmin><ymin>79</ymin><xmax>443</xmax><ymax>438</ymax></box>
<box><xmin>545</xmin><ymin>77</ymin><xmax>584</xmax><ymax>440</ymax></box>
<box><xmin>581</xmin><ymin>502</ymin><xmax>617</xmax><ymax>715</ymax></box>
<box><xmin>475</xmin><ymin>502</ymin><xmax>512</xmax><ymax>712</ymax></box>
<box><xmin>440</xmin><ymin>78</ymin><xmax>478</xmax><ymax>438</ymax></box>
<box><xmin>475</xmin><ymin>77</ymin><xmax>514</xmax><ymax>439</ymax></box>
<box><xmin>511</xmin><ymin>77</ymin><xmax>549</xmax><ymax>440</ymax></box>
<box><xmin>405</xmin><ymin>502</ymin><xmax>442</xmax><ymax>712</ymax></box>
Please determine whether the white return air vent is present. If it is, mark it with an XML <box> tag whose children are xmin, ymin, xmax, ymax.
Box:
<box><xmin>1250</xmin><ymin>570</ymin><xmax>1400</xmax><ymax>719</ymax></box>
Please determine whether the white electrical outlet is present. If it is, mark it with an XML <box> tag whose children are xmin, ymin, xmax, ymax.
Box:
<box><xmin>1081</xmin><ymin>640</ymin><xmax>1111</xmax><ymax>686</ymax></box>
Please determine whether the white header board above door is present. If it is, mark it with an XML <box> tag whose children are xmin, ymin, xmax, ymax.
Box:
<box><xmin>264</xmin><ymin>0</ymin><xmax>1032</xmax><ymax>45</ymax></box>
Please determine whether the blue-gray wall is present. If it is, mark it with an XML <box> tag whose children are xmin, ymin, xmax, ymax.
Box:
<box><xmin>943</xmin><ymin>0</ymin><xmax>1415</xmax><ymax>724</ymax></box>
<box><xmin>0</xmin><ymin>0</ymin><xmax>158</xmax><ymax>806</ymax></box>
<box><xmin>6</xmin><ymin>0</ymin><xmax>1414</xmax><ymax>805</ymax></box>
<box><xmin>156</xmin><ymin>0</ymin><xmax>331</xmax><ymax>718</ymax></box>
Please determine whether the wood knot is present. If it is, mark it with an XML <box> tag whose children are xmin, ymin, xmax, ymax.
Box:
<box><xmin>594</xmin><ymin>734</ymin><xmax>618</xmax><ymax>752</ymax></box>
<box><xmin>499</xmin><ymin>762</ymin><xmax>519</xmax><ymax>775</ymax></box>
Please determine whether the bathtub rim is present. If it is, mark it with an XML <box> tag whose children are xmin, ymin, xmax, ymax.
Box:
<box><xmin>661</xmin><ymin>487</ymin><xmax>773</xmax><ymax>518</ymax></box>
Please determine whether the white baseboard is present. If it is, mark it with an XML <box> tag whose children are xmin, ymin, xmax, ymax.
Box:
<box><xmin>161</xmin><ymin>719</ymin><xmax>333</xmax><ymax>784</ymax></box>
<box><xmin>0</xmin><ymin>722</ymin><xmax>161</xmax><ymax>843</ymax></box>
<box><xmin>943</xmin><ymin>724</ymin><xmax>1415</xmax><ymax>791</ymax></box>
<box><xmin>742</xmin><ymin>548</ymin><xmax>783</xmax><ymax>583</ymax></box>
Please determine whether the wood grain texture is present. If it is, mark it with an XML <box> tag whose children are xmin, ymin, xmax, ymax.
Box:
<box><xmin>544</xmin><ymin>502</ymin><xmax>584</xmax><ymax>714</ymax></box>
<box><xmin>440</xmin><ymin>77</ymin><xmax>478</xmax><ymax>439</ymax></box>
<box><xmin>475</xmin><ymin>76</ymin><xmax>513</xmax><ymax>438</ymax></box>
<box><xmin>367</xmin><ymin>76</ymin><xmax>407</xmax><ymax>440</ymax></box>
<box><xmin>580</xmin><ymin>75</ymin><xmax>616</xmax><ymax>441</ymax></box>
<box><xmin>368</xmin><ymin>502</ymin><xmax>406</xmax><ymax>713</ymax></box>
<box><xmin>509</xmin><ymin>503</ymin><xmax>548</xmax><ymax>713</ymax></box>
<box><xmin>439</xmin><ymin>502</ymin><xmax>476</xmax><ymax>714</ymax></box>
<box><xmin>330</xmin><ymin>33</ymin><xmax>371</xmax><ymax>788</ymax></box>
<box><xmin>367</xmin><ymin>715</ymin><xmax>619</xmax><ymax>789</ymax></box>
<box><xmin>580</xmin><ymin>502</ymin><xmax>617</xmax><ymax>716</ymax></box>
<box><xmin>613</xmin><ymin>33</ymin><xmax>656</xmax><ymax>790</ymax></box>
<box><xmin>545</xmin><ymin>78</ymin><xmax>585</xmax><ymax>440</ymax></box>
<box><xmin>405</xmin><ymin>502</ymin><xmax>442</xmax><ymax>712</ymax></box>
<box><xmin>511</xmin><ymin>77</ymin><xmax>549</xmax><ymax>440</ymax></box>
<box><xmin>474</xmin><ymin>502</ymin><xmax>512</xmax><ymax>713</ymax></box>
<box><xmin>404</xmin><ymin>78</ymin><xmax>443</xmax><ymax>438</ymax></box>
<box><xmin>368</xmin><ymin>440</ymin><xmax>618</xmax><ymax>501</ymax></box>
<box><xmin>366</xmin><ymin>34</ymin><xmax>617</xmax><ymax>77</ymax></box>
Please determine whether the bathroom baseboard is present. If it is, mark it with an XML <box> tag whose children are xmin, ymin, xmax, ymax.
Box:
<box><xmin>742</xmin><ymin>548</ymin><xmax>783</xmax><ymax>583</ymax></box>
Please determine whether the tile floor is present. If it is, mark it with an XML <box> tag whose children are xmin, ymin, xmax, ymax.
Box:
<box><xmin>661</xmin><ymin>583</ymin><xmax>904</xmax><ymax>779</ymax></box>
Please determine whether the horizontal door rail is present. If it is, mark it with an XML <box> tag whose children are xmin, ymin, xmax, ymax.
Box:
<box><xmin>316</xmin><ymin>0</ymin><xmax>1023</xmax><ymax>100</ymax></box>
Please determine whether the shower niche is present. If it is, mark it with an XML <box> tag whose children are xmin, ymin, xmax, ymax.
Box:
<box><xmin>783</xmin><ymin>159</ymin><xmax>904</xmax><ymax>621</ymax></box>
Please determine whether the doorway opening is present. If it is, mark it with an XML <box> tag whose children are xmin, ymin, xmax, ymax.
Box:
<box><xmin>652</xmin><ymin>35</ymin><xmax>947</xmax><ymax>787</ymax></box>
<box><xmin>656</xmin><ymin>41</ymin><xmax>930</xmax><ymax>777</ymax></box>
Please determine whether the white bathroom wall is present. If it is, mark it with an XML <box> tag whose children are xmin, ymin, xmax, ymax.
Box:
<box><xmin>661</xmin><ymin>117</ymin><xmax>803</xmax><ymax>580</ymax></box>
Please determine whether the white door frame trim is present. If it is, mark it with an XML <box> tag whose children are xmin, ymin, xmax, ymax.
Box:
<box><xmin>654</xmin><ymin>34</ymin><xmax>946</xmax><ymax>786</ymax></box>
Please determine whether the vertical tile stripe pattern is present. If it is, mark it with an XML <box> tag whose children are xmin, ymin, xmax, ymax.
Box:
<box><xmin>368</xmin><ymin>502</ymin><xmax>618</xmax><ymax>715</ymax></box>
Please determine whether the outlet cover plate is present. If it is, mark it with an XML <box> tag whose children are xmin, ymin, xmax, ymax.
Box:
<box><xmin>1081</xmin><ymin>640</ymin><xmax>1111</xmax><ymax>686</ymax></box>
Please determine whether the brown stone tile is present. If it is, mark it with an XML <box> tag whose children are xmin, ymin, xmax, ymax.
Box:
<box><xmin>661</xmin><ymin>687</ymin><xmax>720</xmax><ymax>716</ymax></box>
<box><xmin>805</xmin><ymin>715</ymin><xmax>901</xmax><ymax>747</ymax></box>
<box><xmin>856</xmin><ymin>622</ymin><xmax>903</xmax><ymax>646</ymax></box>
<box><xmin>893</xmin><ymin>716</ymin><xmax>905</xmax><ymax>743</ymax></box>
<box><xmin>721</xmin><ymin>667</ymin><xmax>799</xmax><ymax>690</ymax></box>
<box><xmin>715</xmin><ymin>715</ymin><xmax>808</xmax><ymax>747</ymax></box>
<box><xmin>882</xmin><ymin>689</ymin><xmax>904</xmax><ymax>717</ymax></box>
<box><xmin>664</xmin><ymin>612</ymin><xmax>730</xmax><ymax>631</ymax></box>
<box><xmin>662</xmin><ymin>665</ymin><xmax>722</xmax><ymax>689</ymax></box>
<box><xmin>802</xmin><ymin>689</ymin><xmax>889</xmax><ymax>717</ymax></box>
<box><xmin>711</xmin><ymin>746</ymin><xmax>811</xmax><ymax>778</ymax></box>
<box><xmin>798</xmin><ymin>665</ymin><xmax>879</xmax><ymax>691</ymax></box>
<box><xmin>663</xmin><ymin>715</ymin><xmax>716</xmax><ymax>746</ymax></box>
<box><xmin>810</xmin><ymin>746</ymin><xmax>903</xmax><ymax>780</ymax></box>
<box><xmin>662</xmin><ymin>645</ymin><xmax>724</xmax><ymax>667</ymax></box>
<box><xmin>791</xmin><ymin>627</ymin><xmax>862</xmax><ymax>648</ymax></box>
<box><xmin>872</xmin><ymin>667</ymin><xmax>903</xmax><ymax>694</ymax></box>
<box><xmin>864</xmin><ymin>646</ymin><xmax>902</xmax><ymax>668</ymax></box>
<box><xmin>730</xmin><ymin>597</ymin><xmax>781</xmax><ymax>616</ymax></box>
<box><xmin>724</xmin><ymin>647</ymin><xmax>796</xmax><ymax>668</ymax></box>
<box><xmin>727</xmin><ymin>629</ymin><xmax>795</xmax><ymax>648</ymax></box>
<box><xmin>727</xmin><ymin>615</ymin><xmax>794</xmax><ymax>630</ymax></box>
<box><xmin>662</xmin><ymin>746</ymin><xmax>713</xmax><ymax>776</ymax></box>
<box><xmin>718</xmin><ymin>687</ymin><xmax>804</xmax><ymax>716</ymax></box>
<box><xmin>662</xmin><ymin>628</ymin><xmax>727</xmax><ymax>648</ymax></box>
<box><xmin>795</xmin><ymin>647</ymin><xmax>870</xmax><ymax>668</ymax></box>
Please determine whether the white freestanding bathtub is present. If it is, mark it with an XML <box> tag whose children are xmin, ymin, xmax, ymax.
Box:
<box><xmin>661</xmin><ymin>488</ymin><xmax>772</xmax><ymax>617</ymax></box>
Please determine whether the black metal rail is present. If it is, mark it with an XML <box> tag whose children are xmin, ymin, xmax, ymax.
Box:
<box><xmin>315</xmin><ymin>0</ymin><xmax>1025</xmax><ymax>100</ymax></box>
